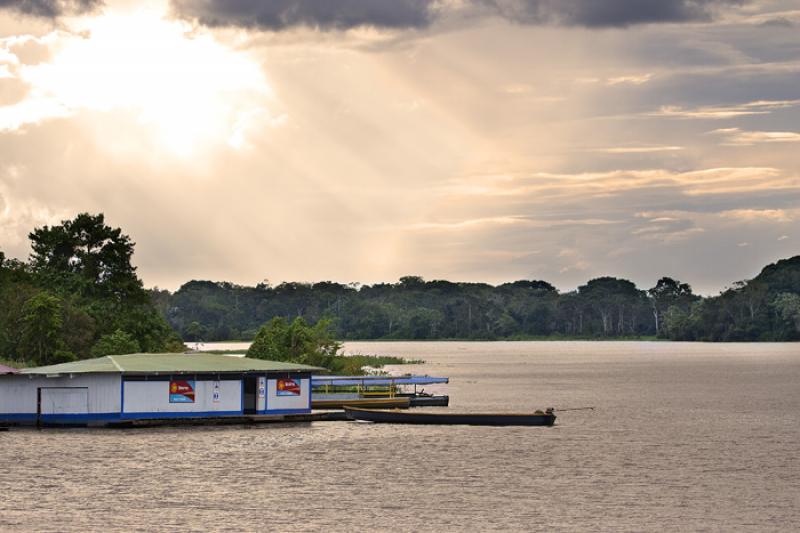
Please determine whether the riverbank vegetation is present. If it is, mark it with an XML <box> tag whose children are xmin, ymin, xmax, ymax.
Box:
<box><xmin>3</xmin><ymin>214</ymin><xmax>798</xmax><ymax>371</ymax></box>
<box><xmin>246</xmin><ymin>316</ymin><xmax>421</xmax><ymax>374</ymax></box>
<box><xmin>155</xmin><ymin>256</ymin><xmax>800</xmax><ymax>343</ymax></box>
<box><xmin>0</xmin><ymin>214</ymin><xmax>184</xmax><ymax>367</ymax></box>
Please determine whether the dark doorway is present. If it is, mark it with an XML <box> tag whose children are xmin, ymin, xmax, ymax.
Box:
<box><xmin>36</xmin><ymin>388</ymin><xmax>42</xmax><ymax>428</ymax></box>
<box><xmin>243</xmin><ymin>376</ymin><xmax>258</xmax><ymax>414</ymax></box>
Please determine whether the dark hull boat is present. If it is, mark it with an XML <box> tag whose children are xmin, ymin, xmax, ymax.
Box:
<box><xmin>344</xmin><ymin>407</ymin><xmax>555</xmax><ymax>426</ymax></box>
<box><xmin>408</xmin><ymin>394</ymin><xmax>449</xmax><ymax>407</ymax></box>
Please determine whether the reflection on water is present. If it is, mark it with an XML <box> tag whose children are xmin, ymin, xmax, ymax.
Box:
<box><xmin>2</xmin><ymin>342</ymin><xmax>799</xmax><ymax>531</ymax></box>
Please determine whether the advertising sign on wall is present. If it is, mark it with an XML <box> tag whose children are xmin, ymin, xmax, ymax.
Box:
<box><xmin>276</xmin><ymin>378</ymin><xmax>301</xmax><ymax>396</ymax></box>
<box><xmin>212</xmin><ymin>380</ymin><xmax>220</xmax><ymax>403</ymax></box>
<box><xmin>169</xmin><ymin>380</ymin><xmax>196</xmax><ymax>403</ymax></box>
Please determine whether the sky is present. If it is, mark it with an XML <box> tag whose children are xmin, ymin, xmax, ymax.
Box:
<box><xmin>0</xmin><ymin>0</ymin><xmax>798</xmax><ymax>294</ymax></box>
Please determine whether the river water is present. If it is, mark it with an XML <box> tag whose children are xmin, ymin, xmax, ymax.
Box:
<box><xmin>2</xmin><ymin>341</ymin><xmax>799</xmax><ymax>532</ymax></box>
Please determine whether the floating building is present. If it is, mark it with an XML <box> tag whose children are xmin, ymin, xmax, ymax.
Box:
<box><xmin>0</xmin><ymin>353</ymin><xmax>320</xmax><ymax>427</ymax></box>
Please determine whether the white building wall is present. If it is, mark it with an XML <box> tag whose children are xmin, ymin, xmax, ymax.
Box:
<box><xmin>41</xmin><ymin>388</ymin><xmax>89</xmax><ymax>414</ymax></box>
<box><xmin>0</xmin><ymin>374</ymin><xmax>121</xmax><ymax>414</ymax></box>
<box><xmin>0</xmin><ymin>373</ymin><xmax>312</xmax><ymax>421</ymax></box>
<box><xmin>266</xmin><ymin>377</ymin><xmax>310</xmax><ymax>412</ymax></box>
<box><xmin>123</xmin><ymin>379</ymin><xmax>241</xmax><ymax>414</ymax></box>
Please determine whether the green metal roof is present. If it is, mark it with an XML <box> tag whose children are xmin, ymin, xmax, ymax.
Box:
<box><xmin>19</xmin><ymin>353</ymin><xmax>324</xmax><ymax>375</ymax></box>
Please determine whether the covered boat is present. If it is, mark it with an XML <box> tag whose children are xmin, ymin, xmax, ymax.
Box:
<box><xmin>311</xmin><ymin>374</ymin><xmax>449</xmax><ymax>408</ymax></box>
<box><xmin>312</xmin><ymin>396</ymin><xmax>410</xmax><ymax>409</ymax></box>
<box><xmin>344</xmin><ymin>407</ymin><xmax>556</xmax><ymax>426</ymax></box>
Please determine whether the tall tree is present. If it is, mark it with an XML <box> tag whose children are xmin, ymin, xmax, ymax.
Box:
<box><xmin>247</xmin><ymin>316</ymin><xmax>340</xmax><ymax>368</ymax></box>
<box><xmin>19</xmin><ymin>292</ymin><xmax>68</xmax><ymax>365</ymax></box>
<box><xmin>771</xmin><ymin>293</ymin><xmax>800</xmax><ymax>336</ymax></box>
<box><xmin>578</xmin><ymin>277</ymin><xmax>644</xmax><ymax>335</ymax></box>
<box><xmin>29</xmin><ymin>213</ymin><xmax>144</xmax><ymax>301</ymax></box>
<box><xmin>0</xmin><ymin>214</ymin><xmax>185</xmax><ymax>362</ymax></box>
<box><xmin>648</xmin><ymin>277</ymin><xmax>695</xmax><ymax>336</ymax></box>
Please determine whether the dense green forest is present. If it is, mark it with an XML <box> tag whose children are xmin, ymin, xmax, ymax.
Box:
<box><xmin>0</xmin><ymin>214</ymin><xmax>183</xmax><ymax>366</ymax></box>
<box><xmin>3</xmin><ymin>213</ymin><xmax>798</xmax><ymax>370</ymax></box>
<box><xmin>154</xmin><ymin>256</ymin><xmax>800</xmax><ymax>343</ymax></box>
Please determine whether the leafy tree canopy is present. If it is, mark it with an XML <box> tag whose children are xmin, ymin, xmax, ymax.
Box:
<box><xmin>1</xmin><ymin>214</ymin><xmax>184</xmax><ymax>365</ymax></box>
<box><xmin>29</xmin><ymin>212</ymin><xmax>144</xmax><ymax>301</ymax></box>
<box><xmin>247</xmin><ymin>317</ymin><xmax>342</xmax><ymax>369</ymax></box>
<box><xmin>91</xmin><ymin>329</ymin><xmax>141</xmax><ymax>357</ymax></box>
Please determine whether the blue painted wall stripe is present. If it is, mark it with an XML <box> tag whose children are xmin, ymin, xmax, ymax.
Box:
<box><xmin>120</xmin><ymin>410</ymin><xmax>243</xmax><ymax>420</ymax></box>
<box><xmin>1</xmin><ymin>410</ymin><xmax>302</xmax><ymax>422</ymax></box>
<box><xmin>260</xmin><ymin>408</ymin><xmax>309</xmax><ymax>415</ymax></box>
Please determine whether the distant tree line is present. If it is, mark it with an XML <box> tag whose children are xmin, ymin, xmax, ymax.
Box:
<box><xmin>3</xmin><ymin>213</ymin><xmax>796</xmax><ymax>368</ymax></box>
<box><xmin>0</xmin><ymin>213</ymin><xmax>184</xmax><ymax>366</ymax></box>
<box><xmin>154</xmin><ymin>257</ymin><xmax>800</xmax><ymax>342</ymax></box>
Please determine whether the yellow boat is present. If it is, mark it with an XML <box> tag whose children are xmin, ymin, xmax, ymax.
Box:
<box><xmin>311</xmin><ymin>397</ymin><xmax>411</xmax><ymax>410</ymax></box>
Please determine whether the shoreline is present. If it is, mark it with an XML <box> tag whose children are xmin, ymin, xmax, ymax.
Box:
<box><xmin>198</xmin><ymin>337</ymin><xmax>798</xmax><ymax>345</ymax></box>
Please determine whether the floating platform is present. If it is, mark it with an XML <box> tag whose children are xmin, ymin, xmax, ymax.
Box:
<box><xmin>2</xmin><ymin>411</ymin><xmax>352</xmax><ymax>429</ymax></box>
<box><xmin>105</xmin><ymin>411</ymin><xmax>349</xmax><ymax>428</ymax></box>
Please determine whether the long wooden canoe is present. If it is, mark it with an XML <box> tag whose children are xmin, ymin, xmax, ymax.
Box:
<box><xmin>344</xmin><ymin>407</ymin><xmax>556</xmax><ymax>426</ymax></box>
<box><xmin>312</xmin><ymin>397</ymin><xmax>411</xmax><ymax>410</ymax></box>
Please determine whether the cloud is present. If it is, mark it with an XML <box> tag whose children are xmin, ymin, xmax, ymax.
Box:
<box><xmin>719</xmin><ymin>209</ymin><xmax>794</xmax><ymax>222</ymax></box>
<box><xmin>590</xmin><ymin>145</ymin><xmax>684</xmax><ymax>154</ymax></box>
<box><xmin>2</xmin><ymin>0</ymin><xmax>798</xmax><ymax>297</ymax></box>
<box><xmin>171</xmin><ymin>0</ymin><xmax>750</xmax><ymax>32</ymax></box>
<box><xmin>734</xmin><ymin>8</ymin><xmax>800</xmax><ymax>27</ymax></box>
<box><xmin>171</xmin><ymin>0</ymin><xmax>436</xmax><ymax>31</ymax></box>
<box><xmin>0</xmin><ymin>11</ymin><xmax>274</xmax><ymax>152</ymax></box>
<box><xmin>404</xmin><ymin>215</ymin><xmax>619</xmax><ymax>232</ymax></box>
<box><xmin>482</xmin><ymin>0</ymin><xmax>748</xmax><ymax>28</ymax></box>
<box><xmin>0</xmin><ymin>0</ymin><xmax>101</xmax><ymax>18</ymax></box>
<box><xmin>648</xmin><ymin>99</ymin><xmax>800</xmax><ymax>119</ymax></box>
<box><xmin>445</xmin><ymin>167</ymin><xmax>798</xmax><ymax>199</ymax></box>
<box><xmin>709</xmin><ymin>127</ymin><xmax>800</xmax><ymax>145</ymax></box>
<box><xmin>606</xmin><ymin>73</ymin><xmax>654</xmax><ymax>85</ymax></box>
<box><xmin>404</xmin><ymin>161</ymin><xmax>800</xmax><ymax>290</ymax></box>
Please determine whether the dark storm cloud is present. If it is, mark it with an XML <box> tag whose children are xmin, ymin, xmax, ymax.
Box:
<box><xmin>171</xmin><ymin>0</ymin><xmax>749</xmax><ymax>31</ymax></box>
<box><xmin>0</xmin><ymin>0</ymin><xmax>101</xmax><ymax>18</ymax></box>
<box><xmin>484</xmin><ymin>0</ymin><xmax>749</xmax><ymax>28</ymax></box>
<box><xmin>171</xmin><ymin>0</ymin><xmax>435</xmax><ymax>31</ymax></box>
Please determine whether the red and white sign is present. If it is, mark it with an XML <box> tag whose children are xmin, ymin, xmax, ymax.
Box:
<box><xmin>169</xmin><ymin>380</ymin><xmax>195</xmax><ymax>403</ymax></box>
<box><xmin>276</xmin><ymin>378</ymin><xmax>301</xmax><ymax>396</ymax></box>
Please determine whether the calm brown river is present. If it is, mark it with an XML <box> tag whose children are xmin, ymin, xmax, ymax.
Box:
<box><xmin>2</xmin><ymin>341</ymin><xmax>799</xmax><ymax>532</ymax></box>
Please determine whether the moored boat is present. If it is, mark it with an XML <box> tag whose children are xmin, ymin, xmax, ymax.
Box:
<box><xmin>407</xmin><ymin>394</ymin><xmax>449</xmax><ymax>407</ymax></box>
<box><xmin>312</xmin><ymin>374</ymin><xmax>449</xmax><ymax>409</ymax></box>
<box><xmin>312</xmin><ymin>397</ymin><xmax>411</xmax><ymax>410</ymax></box>
<box><xmin>344</xmin><ymin>407</ymin><xmax>556</xmax><ymax>426</ymax></box>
